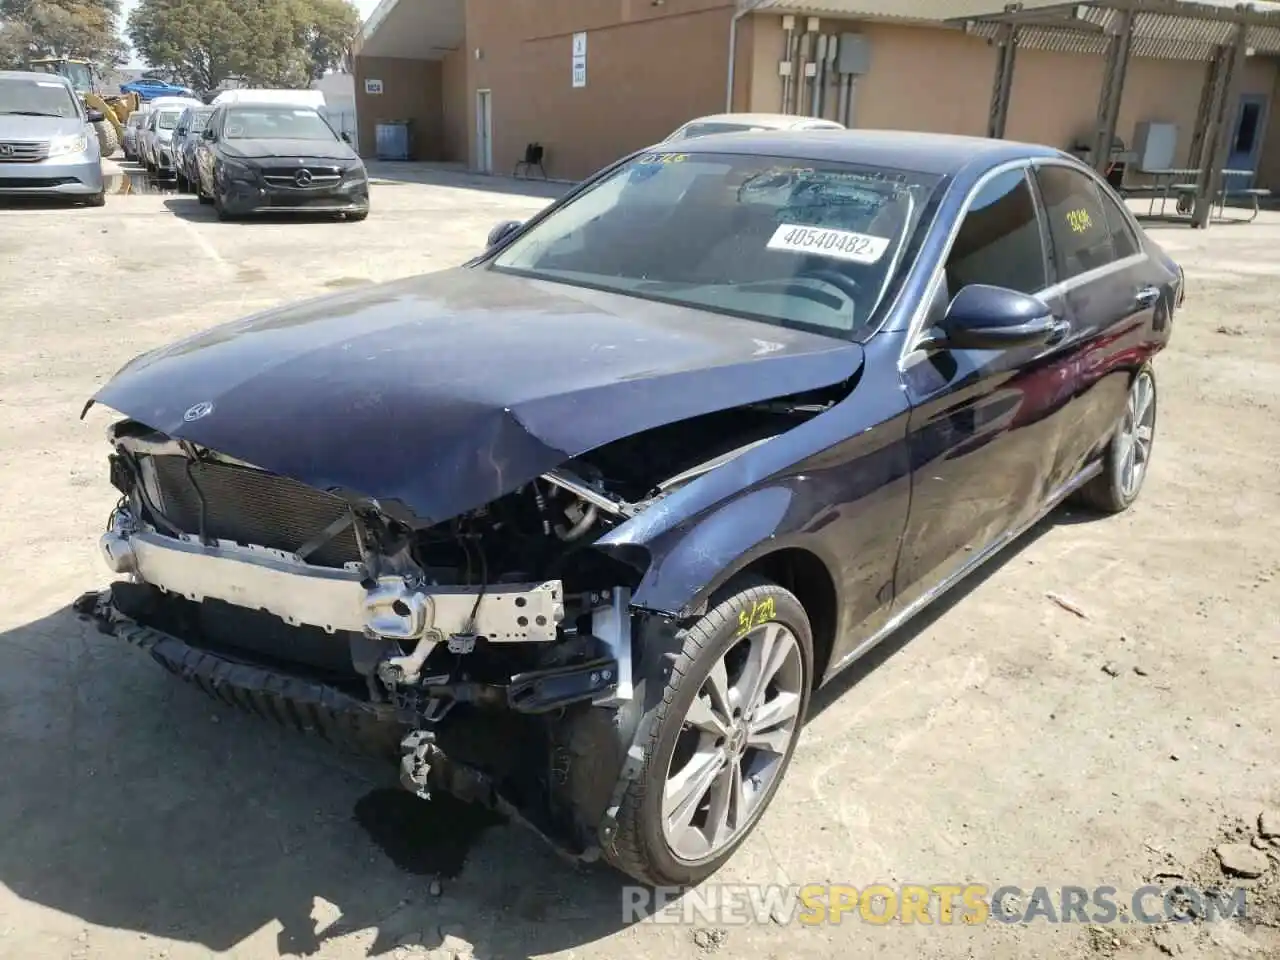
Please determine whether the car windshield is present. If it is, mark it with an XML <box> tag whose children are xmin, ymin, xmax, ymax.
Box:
<box><xmin>189</xmin><ymin>110</ymin><xmax>212</xmax><ymax>132</ymax></box>
<box><xmin>223</xmin><ymin>106</ymin><xmax>336</xmax><ymax>140</ymax></box>
<box><xmin>490</xmin><ymin>151</ymin><xmax>942</xmax><ymax>339</ymax></box>
<box><xmin>0</xmin><ymin>77</ymin><xmax>80</xmax><ymax>118</ymax></box>
<box><xmin>672</xmin><ymin>121</ymin><xmax>772</xmax><ymax>140</ymax></box>
<box><xmin>157</xmin><ymin>110</ymin><xmax>182</xmax><ymax>130</ymax></box>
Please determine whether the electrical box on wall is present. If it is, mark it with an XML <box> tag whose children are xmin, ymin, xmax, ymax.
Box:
<box><xmin>837</xmin><ymin>33</ymin><xmax>870</xmax><ymax>75</ymax></box>
<box><xmin>1133</xmin><ymin>121</ymin><xmax>1178</xmax><ymax>171</ymax></box>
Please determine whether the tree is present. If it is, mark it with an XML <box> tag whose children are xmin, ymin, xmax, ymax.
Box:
<box><xmin>127</xmin><ymin>0</ymin><xmax>359</xmax><ymax>93</ymax></box>
<box><xmin>0</xmin><ymin>0</ymin><xmax>126</xmax><ymax>70</ymax></box>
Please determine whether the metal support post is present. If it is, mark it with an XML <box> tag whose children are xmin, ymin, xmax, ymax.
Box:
<box><xmin>986</xmin><ymin>6</ymin><xmax>1021</xmax><ymax>140</ymax></box>
<box><xmin>1193</xmin><ymin>21</ymin><xmax>1249</xmax><ymax>228</ymax></box>
<box><xmin>1187</xmin><ymin>49</ymin><xmax>1225</xmax><ymax>171</ymax></box>
<box><xmin>1092</xmin><ymin>8</ymin><xmax>1135</xmax><ymax>176</ymax></box>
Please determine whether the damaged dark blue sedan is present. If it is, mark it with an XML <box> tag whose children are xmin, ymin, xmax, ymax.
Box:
<box><xmin>78</xmin><ymin>130</ymin><xmax>1184</xmax><ymax>886</ymax></box>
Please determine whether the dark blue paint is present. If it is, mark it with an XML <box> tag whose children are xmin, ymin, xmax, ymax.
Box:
<box><xmin>87</xmin><ymin>132</ymin><xmax>1180</xmax><ymax>686</ymax></box>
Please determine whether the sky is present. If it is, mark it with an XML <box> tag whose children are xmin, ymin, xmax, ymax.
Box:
<box><xmin>117</xmin><ymin>0</ymin><xmax>383</xmax><ymax>68</ymax></box>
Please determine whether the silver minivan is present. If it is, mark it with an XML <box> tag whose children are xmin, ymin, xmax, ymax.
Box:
<box><xmin>0</xmin><ymin>69</ymin><xmax>105</xmax><ymax>205</ymax></box>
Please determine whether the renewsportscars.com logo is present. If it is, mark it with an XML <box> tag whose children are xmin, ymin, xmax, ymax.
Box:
<box><xmin>623</xmin><ymin>884</ymin><xmax>1250</xmax><ymax>926</ymax></box>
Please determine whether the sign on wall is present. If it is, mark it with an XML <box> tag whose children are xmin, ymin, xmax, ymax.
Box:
<box><xmin>365</xmin><ymin>78</ymin><xmax>384</xmax><ymax>95</ymax></box>
<box><xmin>571</xmin><ymin>32</ymin><xmax>587</xmax><ymax>88</ymax></box>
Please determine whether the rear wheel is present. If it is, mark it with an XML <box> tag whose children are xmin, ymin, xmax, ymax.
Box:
<box><xmin>604</xmin><ymin>575</ymin><xmax>812</xmax><ymax>886</ymax></box>
<box><xmin>1076</xmin><ymin>365</ymin><xmax>1158</xmax><ymax>514</ymax></box>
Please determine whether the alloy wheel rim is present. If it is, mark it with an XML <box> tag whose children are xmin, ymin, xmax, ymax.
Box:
<box><xmin>1118</xmin><ymin>372</ymin><xmax>1156</xmax><ymax>499</ymax></box>
<box><xmin>661</xmin><ymin>621</ymin><xmax>804</xmax><ymax>863</ymax></box>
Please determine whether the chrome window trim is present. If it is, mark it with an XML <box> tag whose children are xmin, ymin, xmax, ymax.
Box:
<box><xmin>899</xmin><ymin>153</ymin><xmax>1150</xmax><ymax>370</ymax></box>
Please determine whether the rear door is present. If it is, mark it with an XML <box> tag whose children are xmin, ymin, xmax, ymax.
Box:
<box><xmin>1031</xmin><ymin>161</ymin><xmax>1161</xmax><ymax>478</ymax></box>
<box><xmin>895</xmin><ymin>164</ymin><xmax>1076</xmax><ymax>609</ymax></box>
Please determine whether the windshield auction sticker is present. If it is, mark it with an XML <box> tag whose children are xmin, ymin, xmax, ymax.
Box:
<box><xmin>766</xmin><ymin>224</ymin><xmax>890</xmax><ymax>264</ymax></box>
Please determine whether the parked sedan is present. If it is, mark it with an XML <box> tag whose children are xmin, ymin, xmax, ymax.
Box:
<box><xmin>139</xmin><ymin>104</ymin><xmax>189</xmax><ymax>176</ymax></box>
<box><xmin>122</xmin><ymin>109</ymin><xmax>147</xmax><ymax>161</ymax></box>
<box><xmin>193</xmin><ymin>101</ymin><xmax>368</xmax><ymax>220</ymax></box>
<box><xmin>78</xmin><ymin>131</ymin><xmax>1181</xmax><ymax>887</ymax></box>
<box><xmin>120</xmin><ymin>75</ymin><xmax>196</xmax><ymax>102</ymax></box>
<box><xmin>172</xmin><ymin>105</ymin><xmax>213</xmax><ymax>192</ymax></box>
<box><xmin>664</xmin><ymin>111</ymin><xmax>845</xmax><ymax>142</ymax></box>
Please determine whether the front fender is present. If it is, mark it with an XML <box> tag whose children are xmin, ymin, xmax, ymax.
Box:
<box><xmin>617</xmin><ymin>483</ymin><xmax>802</xmax><ymax>615</ymax></box>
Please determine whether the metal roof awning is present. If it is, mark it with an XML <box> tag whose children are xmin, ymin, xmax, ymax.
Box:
<box><xmin>956</xmin><ymin>2</ymin><xmax>1280</xmax><ymax>59</ymax></box>
<box><xmin>747</xmin><ymin>0</ymin><xmax>1280</xmax><ymax>56</ymax></box>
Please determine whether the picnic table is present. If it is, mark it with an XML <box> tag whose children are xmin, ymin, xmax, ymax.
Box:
<box><xmin>1140</xmin><ymin>168</ymin><xmax>1269</xmax><ymax>222</ymax></box>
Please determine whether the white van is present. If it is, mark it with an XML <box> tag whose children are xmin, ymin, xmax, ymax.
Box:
<box><xmin>210</xmin><ymin>88</ymin><xmax>327</xmax><ymax>110</ymax></box>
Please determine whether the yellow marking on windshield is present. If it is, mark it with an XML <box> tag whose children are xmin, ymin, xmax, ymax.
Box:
<box><xmin>637</xmin><ymin>152</ymin><xmax>689</xmax><ymax>165</ymax></box>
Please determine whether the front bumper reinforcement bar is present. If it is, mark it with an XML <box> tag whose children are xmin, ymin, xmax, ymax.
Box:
<box><xmin>73</xmin><ymin>584</ymin><xmax>608</xmax><ymax>864</ymax></box>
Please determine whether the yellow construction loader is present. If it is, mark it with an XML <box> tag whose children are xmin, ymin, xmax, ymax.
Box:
<box><xmin>25</xmin><ymin>57</ymin><xmax>141</xmax><ymax>157</ymax></box>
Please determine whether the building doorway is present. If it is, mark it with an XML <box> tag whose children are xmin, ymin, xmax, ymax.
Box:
<box><xmin>475</xmin><ymin>89</ymin><xmax>493</xmax><ymax>174</ymax></box>
<box><xmin>1226</xmin><ymin>92</ymin><xmax>1268</xmax><ymax>189</ymax></box>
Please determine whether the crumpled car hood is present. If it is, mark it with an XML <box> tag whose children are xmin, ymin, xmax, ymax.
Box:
<box><xmin>88</xmin><ymin>267</ymin><xmax>864</xmax><ymax>525</ymax></box>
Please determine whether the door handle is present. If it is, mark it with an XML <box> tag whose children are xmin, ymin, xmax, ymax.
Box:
<box><xmin>1135</xmin><ymin>285</ymin><xmax>1161</xmax><ymax>307</ymax></box>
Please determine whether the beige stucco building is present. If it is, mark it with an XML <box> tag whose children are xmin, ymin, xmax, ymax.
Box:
<box><xmin>352</xmin><ymin>0</ymin><xmax>1280</xmax><ymax>190</ymax></box>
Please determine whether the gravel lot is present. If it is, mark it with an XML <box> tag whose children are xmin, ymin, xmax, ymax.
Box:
<box><xmin>0</xmin><ymin>162</ymin><xmax>1277</xmax><ymax>960</ymax></box>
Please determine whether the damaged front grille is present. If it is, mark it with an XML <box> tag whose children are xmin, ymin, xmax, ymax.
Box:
<box><xmin>147</xmin><ymin>455</ymin><xmax>360</xmax><ymax>567</ymax></box>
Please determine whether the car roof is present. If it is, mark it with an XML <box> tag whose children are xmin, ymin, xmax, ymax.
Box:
<box><xmin>684</xmin><ymin>112</ymin><xmax>843</xmax><ymax>129</ymax></box>
<box><xmin>0</xmin><ymin>69</ymin><xmax>75</xmax><ymax>87</ymax></box>
<box><xmin>667</xmin><ymin>128</ymin><xmax>1068</xmax><ymax>176</ymax></box>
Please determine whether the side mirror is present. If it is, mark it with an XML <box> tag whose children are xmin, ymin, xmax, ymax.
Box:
<box><xmin>487</xmin><ymin>220</ymin><xmax>522</xmax><ymax>248</ymax></box>
<box><xmin>936</xmin><ymin>284</ymin><xmax>1061</xmax><ymax>350</ymax></box>
<box><xmin>201</xmin><ymin>128</ymin><xmax>216</xmax><ymax>141</ymax></box>
<box><xmin>85</xmin><ymin>109</ymin><xmax>105</xmax><ymax>123</ymax></box>
<box><xmin>340</xmin><ymin>131</ymin><xmax>351</xmax><ymax>143</ymax></box>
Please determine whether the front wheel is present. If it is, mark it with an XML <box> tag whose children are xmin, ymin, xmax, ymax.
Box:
<box><xmin>604</xmin><ymin>575</ymin><xmax>812</xmax><ymax>887</ymax></box>
<box><xmin>1076</xmin><ymin>365</ymin><xmax>1158</xmax><ymax>513</ymax></box>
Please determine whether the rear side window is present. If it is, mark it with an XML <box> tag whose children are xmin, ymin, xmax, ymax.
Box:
<box><xmin>945</xmin><ymin>168</ymin><xmax>1047</xmax><ymax>297</ymax></box>
<box><xmin>1097</xmin><ymin>183</ymin><xmax>1140</xmax><ymax>259</ymax></box>
<box><xmin>1035</xmin><ymin>165</ymin><xmax>1127</xmax><ymax>280</ymax></box>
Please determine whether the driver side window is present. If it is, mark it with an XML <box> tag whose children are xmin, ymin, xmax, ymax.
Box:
<box><xmin>945</xmin><ymin>168</ymin><xmax>1048</xmax><ymax>299</ymax></box>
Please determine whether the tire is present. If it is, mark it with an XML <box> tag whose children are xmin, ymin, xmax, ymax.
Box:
<box><xmin>176</xmin><ymin>172</ymin><xmax>188</xmax><ymax>193</ymax></box>
<box><xmin>83</xmin><ymin>191</ymin><xmax>106</xmax><ymax>208</ymax></box>
<box><xmin>1076</xmin><ymin>364</ymin><xmax>1158</xmax><ymax>514</ymax></box>
<box><xmin>345</xmin><ymin>210</ymin><xmax>369</xmax><ymax>222</ymax></box>
<box><xmin>92</xmin><ymin>120</ymin><xmax>119</xmax><ymax>158</ymax></box>
<box><xmin>604</xmin><ymin>574</ymin><xmax>813</xmax><ymax>887</ymax></box>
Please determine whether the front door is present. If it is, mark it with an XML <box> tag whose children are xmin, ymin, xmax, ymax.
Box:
<box><xmin>475</xmin><ymin>90</ymin><xmax>493</xmax><ymax>174</ymax></box>
<box><xmin>896</xmin><ymin>166</ymin><xmax>1076</xmax><ymax>610</ymax></box>
<box><xmin>1225</xmin><ymin>93</ymin><xmax>1268</xmax><ymax>190</ymax></box>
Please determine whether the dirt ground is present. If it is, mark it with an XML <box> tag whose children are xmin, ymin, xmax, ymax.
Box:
<box><xmin>0</xmin><ymin>162</ymin><xmax>1277</xmax><ymax>960</ymax></box>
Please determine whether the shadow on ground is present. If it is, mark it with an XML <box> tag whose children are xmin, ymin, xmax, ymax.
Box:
<box><xmin>364</xmin><ymin>162</ymin><xmax>571</xmax><ymax>201</ymax></box>
<box><xmin>0</xmin><ymin>606</ymin><xmax>635</xmax><ymax>958</ymax></box>
<box><xmin>162</xmin><ymin>196</ymin><xmax>367</xmax><ymax>224</ymax></box>
<box><xmin>0</xmin><ymin>502</ymin><xmax>1096</xmax><ymax>956</ymax></box>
